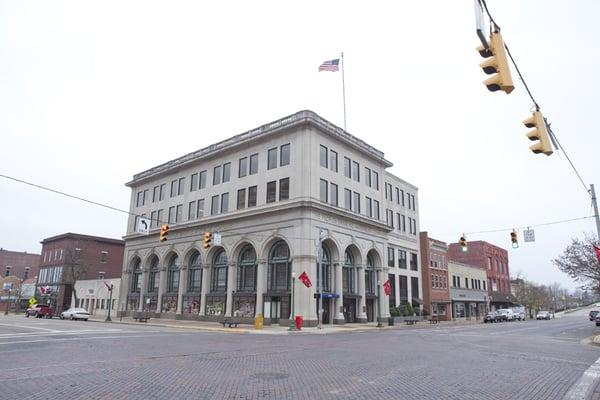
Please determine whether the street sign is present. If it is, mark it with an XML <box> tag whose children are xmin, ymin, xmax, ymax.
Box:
<box><xmin>2</xmin><ymin>283</ymin><xmax>12</xmax><ymax>291</ymax></box>
<box><xmin>213</xmin><ymin>233</ymin><xmax>222</xmax><ymax>246</ymax></box>
<box><xmin>524</xmin><ymin>229</ymin><xmax>535</xmax><ymax>243</ymax></box>
<box><xmin>28</xmin><ymin>297</ymin><xmax>37</xmax><ymax>307</ymax></box>
<box><xmin>136</xmin><ymin>217</ymin><xmax>150</xmax><ymax>235</ymax></box>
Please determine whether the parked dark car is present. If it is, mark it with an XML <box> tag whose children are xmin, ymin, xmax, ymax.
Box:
<box><xmin>484</xmin><ymin>311</ymin><xmax>501</xmax><ymax>323</ymax></box>
<box><xmin>25</xmin><ymin>305</ymin><xmax>54</xmax><ymax>319</ymax></box>
<box><xmin>595</xmin><ymin>315</ymin><xmax>600</xmax><ymax>327</ymax></box>
<box><xmin>590</xmin><ymin>310</ymin><xmax>599</xmax><ymax>321</ymax></box>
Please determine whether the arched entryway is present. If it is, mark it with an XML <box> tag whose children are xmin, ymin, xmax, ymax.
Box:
<box><xmin>342</xmin><ymin>247</ymin><xmax>360</xmax><ymax>323</ymax></box>
<box><xmin>183</xmin><ymin>250</ymin><xmax>201</xmax><ymax>315</ymax></box>
<box><xmin>127</xmin><ymin>257</ymin><xmax>142</xmax><ymax>312</ymax></box>
<box><xmin>234</xmin><ymin>244</ymin><xmax>257</xmax><ymax>317</ymax></box>
<box><xmin>145</xmin><ymin>255</ymin><xmax>159</xmax><ymax>312</ymax></box>
<box><xmin>162</xmin><ymin>253</ymin><xmax>179</xmax><ymax>312</ymax></box>
<box><xmin>265</xmin><ymin>240</ymin><xmax>291</xmax><ymax>324</ymax></box>
<box><xmin>206</xmin><ymin>248</ymin><xmax>227</xmax><ymax>316</ymax></box>
<box><xmin>365</xmin><ymin>251</ymin><xmax>377</xmax><ymax>322</ymax></box>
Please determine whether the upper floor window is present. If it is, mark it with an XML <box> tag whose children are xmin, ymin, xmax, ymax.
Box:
<box><xmin>388</xmin><ymin>247</ymin><xmax>395</xmax><ymax>267</ymax></box>
<box><xmin>268</xmin><ymin>148</ymin><xmax>278</xmax><ymax>170</ymax></box>
<box><xmin>190</xmin><ymin>173</ymin><xmax>198</xmax><ymax>192</ymax></box>
<box><xmin>344</xmin><ymin>188</ymin><xmax>352</xmax><ymax>211</ymax></box>
<box><xmin>152</xmin><ymin>185</ymin><xmax>160</xmax><ymax>202</ymax></box>
<box><xmin>373</xmin><ymin>200</ymin><xmax>380</xmax><ymax>220</ymax></box>
<box><xmin>352</xmin><ymin>161</ymin><xmax>360</xmax><ymax>182</ymax></box>
<box><xmin>100</xmin><ymin>251</ymin><xmax>108</xmax><ymax>263</ymax></box>
<box><xmin>221</xmin><ymin>193</ymin><xmax>229</xmax><ymax>213</ymax></box>
<box><xmin>239</xmin><ymin>157</ymin><xmax>248</xmax><ymax>178</ymax></box>
<box><xmin>279</xmin><ymin>178</ymin><xmax>289</xmax><ymax>201</ymax></box>
<box><xmin>398</xmin><ymin>250</ymin><xmax>407</xmax><ymax>269</ymax></box>
<box><xmin>366</xmin><ymin>197</ymin><xmax>372</xmax><ymax>217</ymax></box>
<box><xmin>329</xmin><ymin>150</ymin><xmax>338</xmax><ymax>172</ymax></box>
<box><xmin>249</xmin><ymin>153</ymin><xmax>259</xmax><ymax>175</ymax></box>
<box><xmin>372</xmin><ymin>171</ymin><xmax>379</xmax><ymax>190</ymax></box>
<box><xmin>222</xmin><ymin>163</ymin><xmax>231</xmax><ymax>183</ymax></box>
<box><xmin>213</xmin><ymin>166</ymin><xmax>222</xmax><ymax>185</ymax></box>
<box><xmin>365</xmin><ymin>167</ymin><xmax>371</xmax><ymax>187</ymax></box>
<box><xmin>237</xmin><ymin>188</ymin><xmax>246</xmax><ymax>209</ymax></box>
<box><xmin>320</xmin><ymin>145</ymin><xmax>328</xmax><ymax>168</ymax></box>
<box><xmin>280</xmin><ymin>144</ymin><xmax>290</xmax><ymax>166</ymax></box>
<box><xmin>410</xmin><ymin>252</ymin><xmax>418</xmax><ymax>271</ymax></box>
<box><xmin>266</xmin><ymin>181</ymin><xmax>276</xmax><ymax>203</ymax></box>
<box><xmin>211</xmin><ymin>195</ymin><xmax>219</xmax><ymax>216</ymax></box>
<box><xmin>344</xmin><ymin>157</ymin><xmax>351</xmax><ymax>178</ymax></box>
<box><xmin>320</xmin><ymin>180</ymin><xmax>328</xmax><ymax>203</ymax></box>
<box><xmin>353</xmin><ymin>192</ymin><xmax>360</xmax><ymax>214</ymax></box>
<box><xmin>199</xmin><ymin>171</ymin><xmax>207</xmax><ymax>189</ymax></box>
<box><xmin>330</xmin><ymin>183</ymin><xmax>338</xmax><ymax>206</ymax></box>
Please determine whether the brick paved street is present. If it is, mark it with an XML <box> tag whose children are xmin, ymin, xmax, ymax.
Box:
<box><xmin>1</xmin><ymin>310</ymin><xmax>599</xmax><ymax>400</ymax></box>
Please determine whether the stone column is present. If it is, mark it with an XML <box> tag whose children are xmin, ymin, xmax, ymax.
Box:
<box><xmin>225</xmin><ymin>263</ymin><xmax>236</xmax><ymax>317</ymax></box>
<box><xmin>138</xmin><ymin>268</ymin><xmax>148</xmax><ymax>312</ymax></box>
<box><xmin>255</xmin><ymin>259</ymin><xmax>266</xmax><ymax>318</ymax></box>
<box><xmin>156</xmin><ymin>266</ymin><xmax>167</xmax><ymax>313</ymax></box>
<box><xmin>334</xmin><ymin>262</ymin><xmax>344</xmax><ymax>324</ymax></box>
<box><xmin>176</xmin><ymin>265</ymin><xmax>187</xmax><ymax>315</ymax></box>
<box><xmin>357</xmin><ymin>265</ymin><xmax>367</xmax><ymax>322</ymax></box>
<box><xmin>199</xmin><ymin>264</ymin><xmax>210</xmax><ymax>316</ymax></box>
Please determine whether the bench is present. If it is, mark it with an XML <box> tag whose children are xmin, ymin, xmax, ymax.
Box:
<box><xmin>405</xmin><ymin>319</ymin><xmax>418</xmax><ymax>325</ymax></box>
<box><xmin>133</xmin><ymin>312</ymin><xmax>151</xmax><ymax>323</ymax></box>
<box><xmin>429</xmin><ymin>316</ymin><xmax>439</xmax><ymax>324</ymax></box>
<box><xmin>221</xmin><ymin>317</ymin><xmax>242</xmax><ymax>328</ymax></box>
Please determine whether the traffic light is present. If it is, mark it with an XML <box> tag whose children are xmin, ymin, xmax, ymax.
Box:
<box><xmin>510</xmin><ymin>229</ymin><xmax>519</xmax><ymax>248</ymax></box>
<box><xmin>459</xmin><ymin>234</ymin><xmax>468</xmax><ymax>252</ymax></box>
<box><xmin>203</xmin><ymin>231</ymin><xmax>213</xmax><ymax>249</ymax></box>
<box><xmin>478</xmin><ymin>31</ymin><xmax>514</xmax><ymax>94</ymax></box>
<box><xmin>523</xmin><ymin>110</ymin><xmax>553</xmax><ymax>156</ymax></box>
<box><xmin>159</xmin><ymin>224</ymin><xmax>169</xmax><ymax>242</ymax></box>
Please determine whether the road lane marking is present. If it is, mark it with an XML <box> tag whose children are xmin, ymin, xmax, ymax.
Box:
<box><xmin>0</xmin><ymin>332</ymin><xmax>176</xmax><ymax>345</ymax></box>
<box><xmin>0</xmin><ymin>329</ymin><xmax>132</xmax><ymax>339</ymax></box>
<box><xmin>0</xmin><ymin>322</ymin><xmax>60</xmax><ymax>332</ymax></box>
<box><xmin>564</xmin><ymin>353</ymin><xmax>600</xmax><ymax>400</ymax></box>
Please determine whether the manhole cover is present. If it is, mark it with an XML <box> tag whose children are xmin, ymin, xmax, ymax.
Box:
<box><xmin>253</xmin><ymin>372</ymin><xmax>289</xmax><ymax>380</ymax></box>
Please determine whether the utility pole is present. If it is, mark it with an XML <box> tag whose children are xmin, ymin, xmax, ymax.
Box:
<box><xmin>591</xmin><ymin>184</ymin><xmax>600</xmax><ymax>241</ymax></box>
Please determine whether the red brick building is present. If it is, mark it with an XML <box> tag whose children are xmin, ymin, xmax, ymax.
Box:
<box><xmin>0</xmin><ymin>249</ymin><xmax>40</xmax><ymax>280</ymax></box>
<box><xmin>419</xmin><ymin>232</ymin><xmax>451</xmax><ymax>320</ymax></box>
<box><xmin>447</xmin><ymin>240</ymin><xmax>517</xmax><ymax>310</ymax></box>
<box><xmin>38</xmin><ymin>233</ymin><xmax>124</xmax><ymax>313</ymax></box>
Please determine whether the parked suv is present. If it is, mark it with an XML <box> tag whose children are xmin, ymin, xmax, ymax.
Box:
<box><xmin>497</xmin><ymin>309</ymin><xmax>514</xmax><ymax>322</ymax></box>
<box><xmin>25</xmin><ymin>305</ymin><xmax>54</xmax><ymax>319</ymax></box>
<box><xmin>484</xmin><ymin>311</ymin><xmax>501</xmax><ymax>323</ymax></box>
<box><xmin>512</xmin><ymin>309</ymin><xmax>526</xmax><ymax>321</ymax></box>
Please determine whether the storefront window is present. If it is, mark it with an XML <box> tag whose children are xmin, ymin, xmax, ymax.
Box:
<box><xmin>182</xmin><ymin>295</ymin><xmax>200</xmax><ymax>314</ymax></box>
<box><xmin>205</xmin><ymin>298</ymin><xmax>225</xmax><ymax>315</ymax></box>
<box><xmin>161</xmin><ymin>294</ymin><xmax>177</xmax><ymax>312</ymax></box>
<box><xmin>454</xmin><ymin>302</ymin><xmax>465</xmax><ymax>318</ymax></box>
<box><xmin>233</xmin><ymin>296</ymin><xmax>255</xmax><ymax>317</ymax></box>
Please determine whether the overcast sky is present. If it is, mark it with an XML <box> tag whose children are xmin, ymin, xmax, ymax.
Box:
<box><xmin>1</xmin><ymin>1</ymin><xmax>598</xmax><ymax>290</ymax></box>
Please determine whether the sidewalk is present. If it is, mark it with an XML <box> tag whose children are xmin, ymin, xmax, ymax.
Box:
<box><xmin>87</xmin><ymin>315</ymin><xmax>481</xmax><ymax>335</ymax></box>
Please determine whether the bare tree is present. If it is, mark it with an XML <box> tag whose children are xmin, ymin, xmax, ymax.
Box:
<box><xmin>552</xmin><ymin>234</ymin><xmax>600</xmax><ymax>290</ymax></box>
<box><xmin>63</xmin><ymin>239</ymin><xmax>88</xmax><ymax>307</ymax></box>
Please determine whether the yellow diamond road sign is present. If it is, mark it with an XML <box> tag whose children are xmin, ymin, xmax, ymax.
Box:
<box><xmin>28</xmin><ymin>297</ymin><xmax>37</xmax><ymax>306</ymax></box>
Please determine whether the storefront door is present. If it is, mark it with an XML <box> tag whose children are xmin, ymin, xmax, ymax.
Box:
<box><xmin>343</xmin><ymin>298</ymin><xmax>356</xmax><ymax>323</ymax></box>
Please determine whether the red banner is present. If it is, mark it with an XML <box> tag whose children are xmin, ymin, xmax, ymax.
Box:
<box><xmin>594</xmin><ymin>245</ymin><xmax>600</xmax><ymax>264</ymax></box>
<box><xmin>298</xmin><ymin>271</ymin><xmax>312</xmax><ymax>288</ymax></box>
<box><xmin>383</xmin><ymin>279</ymin><xmax>391</xmax><ymax>296</ymax></box>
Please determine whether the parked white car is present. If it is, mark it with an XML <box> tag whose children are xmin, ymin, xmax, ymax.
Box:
<box><xmin>497</xmin><ymin>309</ymin><xmax>515</xmax><ymax>321</ymax></box>
<box><xmin>536</xmin><ymin>311</ymin><xmax>551</xmax><ymax>320</ymax></box>
<box><xmin>60</xmin><ymin>307</ymin><xmax>90</xmax><ymax>321</ymax></box>
<box><xmin>512</xmin><ymin>309</ymin><xmax>526</xmax><ymax>321</ymax></box>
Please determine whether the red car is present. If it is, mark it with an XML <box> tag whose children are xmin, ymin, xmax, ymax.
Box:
<box><xmin>25</xmin><ymin>305</ymin><xmax>54</xmax><ymax>319</ymax></box>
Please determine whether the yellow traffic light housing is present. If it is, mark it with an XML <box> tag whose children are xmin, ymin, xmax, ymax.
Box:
<box><xmin>510</xmin><ymin>229</ymin><xmax>519</xmax><ymax>248</ymax></box>
<box><xmin>159</xmin><ymin>224</ymin><xmax>169</xmax><ymax>242</ymax></box>
<box><xmin>523</xmin><ymin>111</ymin><xmax>553</xmax><ymax>156</ymax></box>
<box><xmin>478</xmin><ymin>31</ymin><xmax>514</xmax><ymax>94</ymax></box>
<box><xmin>459</xmin><ymin>234</ymin><xmax>468</xmax><ymax>252</ymax></box>
<box><xmin>203</xmin><ymin>231</ymin><xmax>213</xmax><ymax>249</ymax></box>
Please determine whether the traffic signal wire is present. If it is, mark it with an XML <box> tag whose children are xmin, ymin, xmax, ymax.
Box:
<box><xmin>462</xmin><ymin>215</ymin><xmax>595</xmax><ymax>236</ymax></box>
<box><xmin>479</xmin><ymin>0</ymin><xmax>590</xmax><ymax>197</ymax></box>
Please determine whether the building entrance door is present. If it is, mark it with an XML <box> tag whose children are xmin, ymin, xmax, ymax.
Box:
<box><xmin>366</xmin><ymin>299</ymin><xmax>374</xmax><ymax>322</ymax></box>
<box><xmin>268</xmin><ymin>297</ymin><xmax>281</xmax><ymax>323</ymax></box>
<box><xmin>343</xmin><ymin>298</ymin><xmax>356</xmax><ymax>323</ymax></box>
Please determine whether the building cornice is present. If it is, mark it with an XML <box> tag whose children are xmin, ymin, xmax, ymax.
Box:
<box><xmin>125</xmin><ymin>110</ymin><xmax>393</xmax><ymax>187</ymax></box>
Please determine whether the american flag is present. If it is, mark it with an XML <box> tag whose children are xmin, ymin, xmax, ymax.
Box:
<box><xmin>318</xmin><ymin>59</ymin><xmax>340</xmax><ymax>72</ymax></box>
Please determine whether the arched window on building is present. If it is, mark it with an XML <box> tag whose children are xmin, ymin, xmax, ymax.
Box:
<box><xmin>211</xmin><ymin>249</ymin><xmax>228</xmax><ymax>292</ymax></box>
<box><xmin>365</xmin><ymin>253</ymin><xmax>375</xmax><ymax>295</ymax></box>
<box><xmin>237</xmin><ymin>245</ymin><xmax>257</xmax><ymax>292</ymax></box>
<box><xmin>317</xmin><ymin>244</ymin><xmax>332</xmax><ymax>292</ymax></box>
<box><xmin>343</xmin><ymin>249</ymin><xmax>355</xmax><ymax>294</ymax></box>
<box><xmin>167</xmin><ymin>254</ymin><xmax>180</xmax><ymax>293</ymax></box>
<box><xmin>130</xmin><ymin>258</ymin><xmax>141</xmax><ymax>293</ymax></box>
<box><xmin>268</xmin><ymin>241</ymin><xmax>290</xmax><ymax>291</ymax></box>
<box><xmin>147</xmin><ymin>256</ymin><xmax>159</xmax><ymax>293</ymax></box>
<box><xmin>187</xmin><ymin>251</ymin><xmax>202</xmax><ymax>292</ymax></box>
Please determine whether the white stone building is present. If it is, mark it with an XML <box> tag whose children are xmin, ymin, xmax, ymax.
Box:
<box><xmin>120</xmin><ymin>110</ymin><xmax>421</xmax><ymax>326</ymax></box>
<box><xmin>448</xmin><ymin>261</ymin><xmax>488</xmax><ymax>320</ymax></box>
<box><xmin>71</xmin><ymin>278</ymin><xmax>120</xmax><ymax>317</ymax></box>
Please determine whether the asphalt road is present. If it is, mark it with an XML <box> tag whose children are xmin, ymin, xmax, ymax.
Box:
<box><xmin>1</xmin><ymin>309</ymin><xmax>600</xmax><ymax>400</ymax></box>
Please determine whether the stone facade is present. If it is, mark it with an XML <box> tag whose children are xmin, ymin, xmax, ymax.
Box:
<box><xmin>71</xmin><ymin>278</ymin><xmax>120</xmax><ymax>317</ymax></box>
<box><xmin>448</xmin><ymin>261</ymin><xmax>488</xmax><ymax>320</ymax></box>
<box><xmin>120</xmin><ymin>110</ymin><xmax>421</xmax><ymax>326</ymax></box>
<box><xmin>419</xmin><ymin>232</ymin><xmax>451</xmax><ymax>321</ymax></box>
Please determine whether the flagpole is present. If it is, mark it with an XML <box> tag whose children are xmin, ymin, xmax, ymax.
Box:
<box><xmin>341</xmin><ymin>52</ymin><xmax>347</xmax><ymax>132</ymax></box>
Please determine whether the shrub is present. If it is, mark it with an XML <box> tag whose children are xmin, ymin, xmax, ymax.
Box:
<box><xmin>406</xmin><ymin>303</ymin><xmax>414</xmax><ymax>316</ymax></box>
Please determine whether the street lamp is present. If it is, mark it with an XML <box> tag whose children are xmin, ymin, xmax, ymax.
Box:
<box><xmin>289</xmin><ymin>271</ymin><xmax>296</xmax><ymax>331</ymax></box>
<box><xmin>105</xmin><ymin>283</ymin><xmax>114</xmax><ymax>322</ymax></box>
<box><xmin>376</xmin><ymin>274</ymin><xmax>383</xmax><ymax>328</ymax></box>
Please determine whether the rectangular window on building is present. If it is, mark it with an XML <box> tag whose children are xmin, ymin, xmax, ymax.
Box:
<box><xmin>397</xmin><ymin>213</ymin><xmax>401</xmax><ymax>231</ymax></box>
<box><xmin>483</xmin><ymin>281</ymin><xmax>487</xmax><ymax>291</ymax></box>
<box><xmin>221</xmin><ymin>193</ymin><xmax>229</xmax><ymax>213</ymax></box>
<box><xmin>344</xmin><ymin>157</ymin><xmax>351</xmax><ymax>178</ymax></box>
<box><xmin>319</xmin><ymin>145</ymin><xmax>328</xmax><ymax>168</ymax></box>
<box><xmin>157</xmin><ymin>209</ymin><xmax>163</xmax><ymax>226</ymax></box>
<box><xmin>189</xmin><ymin>201</ymin><xmax>197</xmax><ymax>220</ymax></box>
<box><xmin>100</xmin><ymin>251</ymin><xmax>108</xmax><ymax>263</ymax></box>
<box><xmin>199</xmin><ymin>171</ymin><xmax>207</xmax><ymax>189</ymax></box>
<box><xmin>280</xmin><ymin>143</ymin><xmax>290</xmax><ymax>166</ymax></box>
<box><xmin>407</xmin><ymin>193</ymin><xmax>412</xmax><ymax>209</ymax></box>
<box><xmin>373</xmin><ymin>171</ymin><xmax>379</xmax><ymax>190</ymax></box>
<box><xmin>279</xmin><ymin>178</ymin><xmax>289</xmax><ymax>201</ymax></box>
<box><xmin>190</xmin><ymin>173</ymin><xmax>198</xmax><ymax>192</ymax></box>
<box><xmin>136</xmin><ymin>191</ymin><xmax>142</xmax><ymax>207</ymax></box>
<box><xmin>266</xmin><ymin>181</ymin><xmax>276</xmax><ymax>203</ymax></box>
<box><xmin>388</xmin><ymin>247</ymin><xmax>395</xmax><ymax>267</ymax></box>
<box><xmin>178</xmin><ymin>177</ymin><xmax>185</xmax><ymax>195</ymax></box>
<box><xmin>211</xmin><ymin>195</ymin><xmax>219</xmax><ymax>215</ymax></box>
<box><xmin>320</xmin><ymin>179</ymin><xmax>328</xmax><ymax>203</ymax></box>
<box><xmin>168</xmin><ymin>206</ymin><xmax>175</xmax><ymax>224</ymax></box>
<box><xmin>373</xmin><ymin>200</ymin><xmax>380</xmax><ymax>220</ymax></box>
<box><xmin>153</xmin><ymin>186</ymin><xmax>159</xmax><ymax>202</ymax></box>
<box><xmin>365</xmin><ymin>167</ymin><xmax>371</xmax><ymax>187</ymax></box>
<box><xmin>170</xmin><ymin>180</ymin><xmax>177</xmax><ymax>197</ymax></box>
<box><xmin>239</xmin><ymin>157</ymin><xmax>248</xmax><ymax>178</ymax></box>
<box><xmin>150</xmin><ymin>210</ymin><xmax>157</xmax><ymax>228</ymax></box>
<box><xmin>386</xmin><ymin>210</ymin><xmax>394</xmax><ymax>228</ymax></box>
<box><xmin>395</xmin><ymin>187</ymin><xmax>400</xmax><ymax>204</ymax></box>
<box><xmin>143</xmin><ymin>189</ymin><xmax>148</xmax><ymax>205</ymax></box>
<box><xmin>353</xmin><ymin>192</ymin><xmax>360</xmax><ymax>213</ymax></box>
<box><xmin>248</xmin><ymin>186</ymin><xmax>257</xmax><ymax>207</ymax></box>
<box><xmin>330</xmin><ymin>183</ymin><xmax>338</xmax><ymax>206</ymax></box>
<box><xmin>222</xmin><ymin>163</ymin><xmax>231</xmax><ymax>183</ymax></box>
<box><xmin>398</xmin><ymin>250</ymin><xmax>407</xmax><ymax>269</ymax></box>
<box><xmin>366</xmin><ymin>197</ymin><xmax>372</xmax><ymax>217</ymax></box>
<box><xmin>352</xmin><ymin>161</ymin><xmax>360</xmax><ymax>182</ymax></box>
<box><xmin>410</xmin><ymin>253</ymin><xmax>418</xmax><ymax>271</ymax></box>
<box><xmin>329</xmin><ymin>150</ymin><xmax>338</xmax><ymax>172</ymax></box>
<box><xmin>411</xmin><ymin>277</ymin><xmax>420</xmax><ymax>299</ymax></box>
<box><xmin>465</xmin><ymin>277</ymin><xmax>469</xmax><ymax>289</ymax></box>
<box><xmin>249</xmin><ymin>153</ymin><xmax>258</xmax><ymax>175</ymax></box>
<box><xmin>344</xmin><ymin>188</ymin><xmax>352</xmax><ymax>210</ymax></box>
<box><xmin>213</xmin><ymin>166</ymin><xmax>221</xmax><ymax>185</ymax></box>
<box><xmin>268</xmin><ymin>147</ymin><xmax>278</xmax><ymax>170</ymax></box>
<box><xmin>176</xmin><ymin>204</ymin><xmax>182</xmax><ymax>223</ymax></box>
<box><xmin>401</xmin><ymin>215</ymin><xmax>406</xmax><ymax>232</ymax></box>
<box><xmin>197</xmin><ymin>199</ymin><xmax>204</xmax><ymax>218</ymax></box>
<box><xmin>237</xmin><ymin>188</ymin><xmax>246</xmax><ymax>209</ymax></box>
